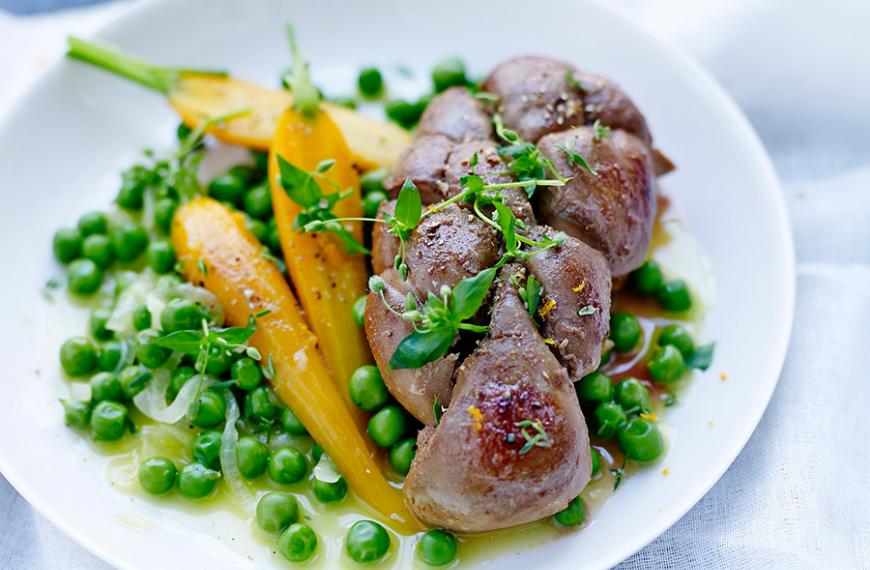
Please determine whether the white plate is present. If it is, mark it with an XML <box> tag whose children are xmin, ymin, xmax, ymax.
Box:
<box><xmin>0</xmin><ymin>0</ymin><xmax>794</xmax><ymax>568</ymax></box>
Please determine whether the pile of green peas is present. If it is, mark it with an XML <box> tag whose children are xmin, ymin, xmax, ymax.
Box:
<box><xmin>354</xmin><ymin>57</ymin><xmax>471</xmax><ymax>130</ymax></box>
<box><xmin>628</xmin><ymin>259</ymin><xmax>694</xmax><ymax>313</ymax></box>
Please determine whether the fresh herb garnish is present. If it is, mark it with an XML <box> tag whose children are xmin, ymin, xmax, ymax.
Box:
<box><xmin>492</xmin><ymin>113</ymin><xmax>568</xmax><ymax>196</ymax></box>
<box><xmin>611</xmin><ymin>464</ymin><xmax>625</xmax><ymax>491</ymax></box>
<box><xmin>512</xmin><ymin>272</ymin><xmax>543</xmax><ymax>317</ymax></box>
<box><xmin>557</xmin><ymin>142</ymin><xmax>597</xmax><ymax>176</ymax></box>
<box><xmin>433</xmin><ymin>395</ymin><xmax>443</xmax><ymax>425</ymax></box>
<box><xmin>386</xmin><ymin>267</ymin><xmax>497</xmax><ymax>369</ymax></box>
<box><xmin>515</xmin><ymin>419</ymin><xmax>552</xmax><ymax>455</ymax></box>
<box><xmin>277</xmin><ymin>154</ymin><xmax>368</xmax><ymax>255</ymax></box>
<box><xmin>578</xmin><ymin>305</ymin><xmax>598</xmax><ymax>316</ymax></box>
<box><xmin>284</xmin><ymin>25</ymin><xmax>320</xmax><ymax>118</ymax></box>
<box><xmin>593</xmin><ymin>118</ymin><xmax>610</xmax><ymax>140</ymax></box>
<box><xmin>685</xmin><ymin>342</ymin><xmax>715</xmax><ymax>371</ymax></box>
<box><xmin>565</xmin><ymin>69</ymin><xmax>586</xmax><ymax>93</ymax></box>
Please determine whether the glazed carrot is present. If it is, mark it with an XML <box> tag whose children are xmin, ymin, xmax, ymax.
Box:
<box><xmin>66</xmin><ymin>37</ymin><xmax>410</xmax><ymax>170</ymax></box>
<box><xmin>171</xmin><ymin>197</ymin><xmax>418</xmax><ymax>534</ymax></box>
<box><xmin>268</xmin><ymin>106</ymin><xmax>372</xmax><ymax>431</ymax></box>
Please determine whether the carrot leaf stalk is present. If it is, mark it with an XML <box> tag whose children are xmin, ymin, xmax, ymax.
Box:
<box><xmin>284</xmin><ymin>25</ymin><xmax>321</xmax><ymax>118</ymax></box>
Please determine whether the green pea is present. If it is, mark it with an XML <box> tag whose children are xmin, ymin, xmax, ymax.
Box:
<box><xmin>360</xmin><ymin>168</ymin><xmax>389</xmax><ymax>194</ymax></box>
<box><xmin>553</xmin><ymin>496</ymin><xmax>585</xmax><ymax>527</ymax></box>
<box><xmin>600</xmin><ymin>345</ymin><xmax>613</xmax><ymax>367</ymax></box>
<box><xmin>98</xmin><ymin>341</ymin><xmax>124</xmax><ymax>372</ymax></box>
<box><xmin>60</xmin><ymin>399</ymin><xmax>92</xmax><ymax>428</ymax></box>
<box><xmin>80</xmin><ymin>234</ymin><xmax>114</xmax><ymax>269</ymax></box>
<box><xmin>647</xmin><ymin>345</ymin><xmax>686</xmax><ymax>383</ymax></box>
<box><xmin>614</xmin><ymin>378</ymin><xmax>652</xmax><ymax>413</ymax></box>
<box><xmin>280</xmin><ymin>408</ymin><xmax>308</xmax><ymax>436</ymax></box>
<box><xmin>53</xmin><ymin>227</ymin><xmax>82</xmax><ymax>263</ymax></box>
<box><xmin>89</xmin><ymin>308</ymin><xmax>114</xmax><ymax>341</ymax></box>
<box><xmin>593</xmin><ymin>401</ymin><xmax>626</xmax><ymax>439</ymax></box>
<box><xmin>417</xmin><ymin>529</ymin><xmax>457</xmax><ymax>566</ymax></box>
<box><xmin>176</xmin><ymin>122</ymin><xmax>192</xmax><ymax>141</ymax></box>
<box><xmin>60</xmin><ymin>336</ymin><xmax>98</xmax><ymax>376</ymax></box>
<box><xmin>590</xmin><ymin>447</ymin><xmax>602</xmax><ymax>477</ymax></box>
<box><xmin>78</xmin><ymin>211</ymin><xmax>108</xmax><ymax>237</ymax></box>
<box><xmin>176</xmin><ymin>463</ymin><xmax>219</xmax><ymax>498</ymax></box>
<box><xmin>196</xmin><ymin>344</ymin><xmax>232</xmax><ymax>376</ymax></box>
<box><xmin>138</xmin><ymin>456</ymin><xmax>177</xmax><ymax>495</ymax></box>
<box><xmin>116</xmin><ymin>165</ymin><xmax>149</xmax><ymax>211</ymax></box>
<box><xmin>349</xmin><ymin>365</ymin><xmax>389</xmax><ymax>412</ymax></box>
<box><xmin>352</xmin><ymin>295</ymin><xmax>368</xmax><ymax>327</ymax></box>
<box><xmin>188</xmin><ymin>389</ymin><xmax>227</xmax><ymax>428</ymax></box>
<box><xmin>229</xmin><ymin>164</ymin><xmax>258</xmax><ymax>187</ymax></box>
<box><xmin>610</xmin><ymin>312</ymin><xmax>641</xmax><ymax>353</ymax></box>
<box><xmin>268</xmin><ymin>447</ymin><xmax>307</xmax><ymax>484</ymax></box>
<box><xmin>67</xmin><ymin>259</ymin><xmax>103</xmax><ymax>295</ymax></box>
<box><xmin>266</xmin><ymin>218</ymin><xmax>282</xmax><ymax>253</ymax></box>
<box><xmin>357</xmin><ymin>66</ymin><xmax>384</xmax><ymax>97</ymax></box>
<box><xmin>192</xmin><ymin>429</ymin><xmax>222</xmax><ymax>469</ymax></box>
<box><xmin>311</xmin><ymin>442</ymin><xmax>323</xmax><ymax>464</ymax></box>
<box><xmin>313</xmin><ymin>475</ymin><xmax>348</xmax><ymax>503</ymax></box>
<box><xmin>167</xmin><ymin>365</ymin><xmax>195</xmax><ymax>402</ymax></box>
<box><xmin>385</xmin><ymin>98</ymin><xmax>425</xmax><ymax>129</ymax></box>
<box><xmin>278</xmin><ymin>523</ymin><xmax>317</xmax><ymax>562</ymax></box>
<box><xmin>618</xmin><ymin>418</ymin><xmax>665</xmax><ymax>462</ymax></box>
<box><xmin>345</xmin><ymin>520</ymin><xmax>390</xmax><ymax>563</ymax></box>
<box><xmin>576</xmin><ymin>371</ymin><xmax>612</xmax><ymax>404</ymax></box>
<box><xmin>245</xmin><ymin>386</ymin><xmax>280</xmax><ymax>422</ymax></box>
<box><xmin>362</xmin><ymin>190</ymin><xmax>389</xmax><ymax>219</ymax></box>
<box><xmin>246</xmin><ymin>217</ymin><xmax>267</xmax><ymax>242</ymax></box>
<box><xmin>90</xmin><ymin>372</ymin><xmax>122</xmax><ymax>403</ymax></box>
<box><xmin>132</xmin><ymin>304</ymin><xmax>152</xmax><ymax>331</ymax></box>
<box><xmin>231</xmin><ymin>357</ymin><xmax>262</xmax><ymax>391</ymax></box>
<box><xmin>90</xmin><ymin>401</ymin><xmax>128</xmax><ymax>441</ymax></box>
<box><xmin>256</xmin><ymin>491</ymin><xmax>299</xmax><ymax>533</ymax></box>
<box><xmin>368</xmin><ymin>405</ymin><xmax>406</xmax><ymax>448</ymax></box>
<box><xmin>236</xmin><ymin>436</ymin><xmax>268</xmax><ymax>478</ymax></box>
<box><xmin>136</xmin><ymin>329</ymin><xmax>170</xmax><ymax>369</ymax></box>
<box><xmin>154</xmin><ymin>197</ymin><xmax>178</xmax><ymax>232</ymax></box>
<box><xmin>389</xmin><ymin>438</ymin><xmax>416</xmax><ymax>475</ymax></box>
<box><xmin>208</xmin><ymin>173</ymin><xmax>245</xmax><ymax>205</ymax></box>
<box><xmin>242</xmin><ymin>184</ymin><xmax>272</xmax><ymax>220</ymax></box>
<box><xmin>432</xmin><ymin>57</ymin><xmax>467</xmax><ymax>92</ymax></box>
<box><xmin>160</xmin><ymin>299</ymin><xmax>205</xmax><ymax>332</ymax></box>
<box><xmin>252</xmin><ymin>150</ymin><xmax>269</xmax><ymax>173</ymax></box>
<box><xmin>147</xmin><ymin>240</ymin><xmax>175</xmax><ymax>274</ymax></box>
<box><xmin>119</xmin><ymin>365</ymin><xmax>152</xmax><ymax>399</ymax></box>
<box><xmin>110</xmin><ymin>221</ymin><xmax>149</xmax><ymax>262</ymax></box>
<box><xmin>657</xmin><ymin>279</ymin><xmax>692</xmax><ymax>312</ymax></box>
<box><xmin>629</xmin><ymin>260</ymin><xmax>664</xmax><ymax>296</ymax></box>
<box><xmin>657</xmin><ymin>324</ymin><xmax>695</xmax><ymax>359</ymax></box>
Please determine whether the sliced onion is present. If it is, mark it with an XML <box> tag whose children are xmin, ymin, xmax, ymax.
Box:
<box><xmin>107</xmin><ymin>270</ymin><xmax>157</xmax><ymax>333</ymax></box>
<box><xmin>313</xmin><ymin>453</ymin><xmax>341</xmax><ymax>484</ymax></box>
<box><xmin>220</xmin><ymin>391</ymin><xmax>257</xmax><ymax>515</ymax></box>
<box><xmin>132</xmin><ymin>355</ymin><xmax>208</xmax><ymax>423</ymax></box>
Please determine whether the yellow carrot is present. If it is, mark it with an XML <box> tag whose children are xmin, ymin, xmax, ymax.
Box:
<box><xmin>171</xmin><ymin>197</ymin><xmax>419</xmax><ymax>533</ymax></box>
<box><xmin>268</xmin><ymin>107</ymin><xmax>373</xmax><ymax>432</ymax></box>
<box><xmin>66</xmin><ymin>37</ymin><xmax>410</xmax><ymax>170</ymax></box>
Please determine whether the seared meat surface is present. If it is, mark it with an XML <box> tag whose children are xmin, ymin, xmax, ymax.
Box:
<box><xmin>483</xmin><ymin>56</ymin><xmax>586</xmax><ymax>143</ymax></box>
<box><xmin>403</xmin><ymin>266</ymin><xmax>591</xmax><ymax>531</ymax></box>
<box><xmin>524</xmin><ymin>227</ymin><xmax>612</xmax><ymax>380</ymax></box>
<box><xmin>384</xmin><ymin>134</ymin><xmax>453</xmax><ymax>203</ymax></box>
<box><xmin>417</xmin><ymin>87</ymin><xmax>492</xmax><ymax>143</ymax></box>
<box><xmin>536</xmin><ymin>127</ymin><xmax>656</xmax><ymax>277</ymax></box>
<box><xmin>364</xmin><ymin>269</ymin><xmax>458</xmax><ymax>424</ymax></box>
<box><xmin>573</xmin><ymin>71</ymin><xmax>651</xmax><ymax>145</ymax></box>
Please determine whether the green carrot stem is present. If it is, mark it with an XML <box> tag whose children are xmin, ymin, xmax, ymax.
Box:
<box><xmin>66</xmin><ymin>36</ymin><xmax>227</xmax><ymax>94</ymax></box>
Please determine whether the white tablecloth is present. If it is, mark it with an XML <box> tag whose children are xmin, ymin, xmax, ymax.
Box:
<box><xmin>2</xmin><ymin>1</ymin><xmax>868</xmax><ymax>568</ymax></box>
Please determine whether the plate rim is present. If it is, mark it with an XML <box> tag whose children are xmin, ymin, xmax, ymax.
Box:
<box><xmin>0</xmin><ymin>0</ymin><xmax>796</xmax><ymax>568</ymax></box>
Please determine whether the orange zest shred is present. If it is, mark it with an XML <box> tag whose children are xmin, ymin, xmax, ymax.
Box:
<box><xmin>661</xmin><ymin>468</ymin><xmax>670</xmax><ymax>476</ymax></box>
<box><xmin>640</xmin><ymin>412</ymin><xmax>658</xmax><ymax>422</ymax></box>
<box><xmin>538</xmin><ymin>298</ymin><xmax>556</xmax><ymax>318</ymax></box>
<box><xmin>572</xmin><ymin>278</ymin><xmax>587</xmax><ymax>293</ymax></box>
<box><xmin>543</xmin><ymin>337</ymin><xmax>557</xmax><ymax>346</ymax></box>
<box><xmin>467</xmin><ymin>405</ymin><xmax>484</xmax><ymax>432</ymax></box>
<box><xmin>720</xmin><ymin>372</ymin><xmax>728</xmax><ymax>381</ymax></box>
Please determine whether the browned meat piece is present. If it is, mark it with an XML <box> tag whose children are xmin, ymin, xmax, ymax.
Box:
<box><xmin>537</xmin><ymin>126</ymin><xmax>656</xmax><ymax>277</ymax></box>
<box><xmin>443</xmin><ymin>139</ymin><xmax>536</xmax><ymax>224</ymax></box>
<box><xmin>364</xmin><ymin>269</ymin><xmax>457</xmax><ymax>424</ymax></box>
<box><xmin>482</xmin><ymin>56</ymin><xmax>585</xmax><ymax>143</ymax></box>
<box><xmin>405</xmin><ymin>203</ymin><xmax>500</xmax><ymax>298</ymax></box>
<box><xmin>417</xmin><ymin>87</ymin><xmax>492</xmax><ymax>143</ymax></box>
<box><xmin>573</xmin><ymin>72</ymin><xmax>651</xmax><ymax>146</ymax></box>
<box><xmin>404</xmin><ymin>265</ymin><xmax>591</xmax><ymax>532</ymax></box>
<box><xmin>384</xmin><ymin>135</ymin><xmax>453</xmax><ymax>203</ymax></box>
<box><xmin>371</xmin><ymin>200</ymin><xmax>399</xmax><ymax>275</ymax></box>
<box><xmin>524</xmin><ymin>227</ymin><xmax>612</xmax><ymax>379</ymax></box>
